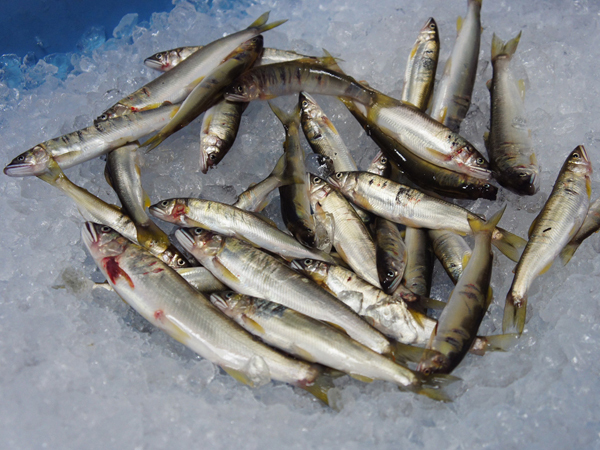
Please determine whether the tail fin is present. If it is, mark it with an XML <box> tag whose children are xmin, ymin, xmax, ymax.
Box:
<box><xmin>559</xmin><ymin>242</ymin><xmax>579</xmax><ymax>266</ymax></box>
<box><xmin>390</xmin><ymin>341</ymin><xmax>426</xmax><ymax>364</ymax></box>
<box><xmin>469</xmin><ymin>205</ymin><xmax>506</xmax><ymax>234</ymax></box>
<box><xmin>502</xmin><ymin>291</ymin><xmax>527</xmax><ymax>335</ymax></box>
<box><xmin>299</xmin><ymin>372</ymin><xmax>334</xmax><ymax>406</ymax></box>
<box><xmin>470</xmin><ymin>333</ymin><xmax>519</xmax><ymax>356</ymax></box>
<box><xmin>491</xmin><ymin>32</ymin><xmax>521</xmax><ymax>63</ymax></box>
<box><xmin>492</xmin><ymin>226</ymin><xmax>526</xmax><ymax>262</ymax></box>
<box><xmin>268</xmin><ymin>102</ymin><xmax>301</xmax><ymax>132</ymax></box>
<box><xmin>248</xmin><ymin>11</ymin><xmax>288</xmax><ymax>33</ymax></box>
<box><xmin>143</xmin><ymin>104</ymin><xmax>182</xmax><ymax>152</ymax></box>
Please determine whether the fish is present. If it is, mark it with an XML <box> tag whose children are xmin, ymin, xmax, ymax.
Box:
<box><xmin>560</xmin><ymin>197</ymin><xmax>600</xmax><ymax>265</ymax></box>
<box><xmin>149</xmin><ymin>198</ymin><xmax>333</xmax><ymax>263</ymax></box>
<box><xmin>270</xmin><ymin>103</ymin><xmax>320</xmax><ymax>248</ymax></box>
<box><xmin>176</xmin><ymin>228</ymin><xmax>395</xmax><ymax>356</ymax></box>
<box><xmin>374</xmin><ymin>217</ymin><xmax>407</xmax><ymax>294</ymax></box>
<box><xmin>223</xmin><ymin>59</ymin><xmax>374</xmax><ymax>106</ymax></box>
<box><xmin>328</xmin><ymin>171</ymin><xmax>525</xmax><ymax>261</ymax></box>
<box><xmin>503</xmin><ymin>146</ymin><xmax>592</xmax><ymax>335</ymax></box>
<box><xmin>97</xmin><ymin>12</ymin><xmax>286</xmax><ymax>121</ymax></box>
<box><xmin>143</xmin><ymin>36</ymin><xmax>263</xmax><ymax>151</ymax></box>
<box><xmin>429</xmin><ymin>229</ymin><xmax>472</xmax><ymax>284</ymax></box>
<box><xmin>401</xmin><ymin>17</ymin><xmax>440</xmax><ymax>111</ymax></box>
<box><xmin>430</xmin><ymin>0</ymin><xmax>482</xmax><ymax>132</ymax></box>
<box><xmin>343</xmin><ymin>95</ymin><xmax>497</xmax><ymax>199</ymax></box>
<box><xmin>175</xmin><ymin>266</ymin><xmax>227</xmax><ymax>293</ymax></box>
<box><xmin>81</xmin><ymin>222</ymin><xmax>331</xmax><ymax>403</ymax></box>
<box><xmin>232</xmin><ymin>153</ymin><xmax>293</xmax><ymax>212</ymax></box>
<box><xmin>486</xmin><ymin>31</ymin><xmax>539</xmax><ymax>195</ymax></box>
<box><xmin>418</xmin><ymin>207</ymin><xmax>504</xmax><ymax>375</ymax></box>
<box><xmin>105</xmin><ymin>143</ymin><xmax>192</xmax><ymax>267</ymax></box>
<box><xmin>299</xmin><ymin>92</ymin><xmax>358</xmax><ymax>173</ymax></box>
<box><xmin>402</xmin><ymin>227</ymin><xmax>434</xmax><ymax>299</ymax></box>
<box><xmin>199</xmin><ymin>99</ymin><xmax>248</xmax><ymax>173</ymax></box>
<box><xmin>145</xmin><ymin>46</ymin><xmax>318</xmax><ymax>72</ymax></box>
<box><xmin>4</xmin><ymin>105</ymin><xmax>179</xmax><ymax>177</ymax></box>
<box><xmin>290</xmin><ymin>258</ymin><xmax>434</xmax><ymax>345</ymax></box>
<box><xmin>210</xmin><ymin>291</ymin><xmax>434</xmax><ymax>395</ymax></box>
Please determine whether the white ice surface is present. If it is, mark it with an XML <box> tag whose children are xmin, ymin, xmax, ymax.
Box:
<box><xmin>2</xmin><ymin>0</ymin><xmax>600</xmax><ymax>448</ymax></box>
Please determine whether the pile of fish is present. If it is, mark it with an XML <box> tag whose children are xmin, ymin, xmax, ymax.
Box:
<box><xmin>4</xmin><ymin>2</ymin><xmax>598</xmax><ymax>406</ymax></box>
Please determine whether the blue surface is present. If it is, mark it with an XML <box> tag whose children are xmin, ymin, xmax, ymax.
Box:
<box><xmin>0</xmin><ymin>0</ymin><xmax>174</xmax><ymax>57</ymax></box>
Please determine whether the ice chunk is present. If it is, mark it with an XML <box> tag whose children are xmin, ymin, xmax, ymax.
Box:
<box><xmin>0</xmin><ymin>54</ymin><xmax>24</xmax><ymax>89</ymax></box>
<box><xmin>113</xmin><ymin>13</ymin><xmax>139</xmax><ymax>39</ymax></box>
<box><xmin>77</xmin><ymin>26</ymin><xmax>106</xmax><ymax>53</ymax></box>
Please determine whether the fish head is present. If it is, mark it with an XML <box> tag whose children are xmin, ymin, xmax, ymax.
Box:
<box><xmin>460</xmin><ymin>147</ymin><xmax>492</xmax><ymax>180</ymax></box>
<box><xmin>4</xmin><ymin>144</ymin><xmax>51</xmax><ymax>177</ymax></box>
<box><xmin>379</xmin><ymin>267</ymin><xmax>402</xmax><ymax>294</ymax></box>
<box><xmin>224</xmin><ymin>75</ymin><xmax>257</xmax><ymax>102</ymax></box>
<box><xmin>149</xmin><ymin>199</ymin><xmax>189</xmax><ymax>224</ymax></box>
<box><xmin>289</xmin><ymin>219</ymin><xmax>318</xmax><ymax>248</ymax></box>
<box><xmin>507</xmin><ymin>167</ymin><xmax>540</xmax><ymax>196</ymax></box>
<box><xmin>417</xmin><ymin>349</ymin><xmax>450</xmax><ymax>376</ymax></box>
<box><xmin>299</xmin><ymin>92</ymin><xmax>322</xmax><ymax>121</ymax></box>
<box><xmin>367</xmin><ymin>152</ymin><xmax>390</xmax><ymax>177</ymax></box>
<box><xmin>175</xmin><ymin>227</ymin><xmax>223</xmax><ymax>258</ymax></box>
<box><xmin>210</xmin><ymin>291</ymin><xmax>251</xmax><ymax>316</ymax></box>
<box><xmin>143</xmin><ymin>51</ymin><xmax>173</xmax><ymax>71</ymax></box>
<box><xmin>81</xmin><ymin>222</ymin><xmax>129</xmax><ymax>259</ymax></box>
<box><xmin>160</xmin><ymin>248</ymin><xmax>191</xmax><ymax>269</ymax></box>
<box><xmin>200</xmin><ymin>134</ymin><xmax>224</xmax><ymax>173</ymax></box>
<box><xmin>290</xmin><ymin>258</ymin><xmax>328</xmax><ymax>281</ymax></box>
<box><xmin>566</xmin><ymin>145</ymin><xmax>592</xmax><ymax>177</ymax></box>
<box><xmin>94</xmin><ymin>103</ymin><xmax>129</xmax><ymax>124</ymax></box>
<box><xmin>419</xmin><ymin>17</ymin><xmax>438</xmax><ymax>41</ymax></box>
<box><xmin>308</xmin><ymin>174</ymin><xmax>331</xmax><ymax>202</ymax></box>
<box><xmin>327</xmin><ymin>171</ymin><xmax>355</xmax><ymax>193</ymax></box>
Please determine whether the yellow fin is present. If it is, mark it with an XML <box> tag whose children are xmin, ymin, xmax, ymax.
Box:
<box><xmin>223</xmin><ymin>366</ymin><xmax>255</xmax><ymax>387</ymax></box>
<box><xmin>143</xmin><ymin>191</ymin><xmax>152</xmax><ymax>209</ymax></box>
<box><xmin>462</xmin><ymin>252</ymin><xmax>472</xmax><ymax>270</ymax></box>
<box><xmin>242</xmin><ymin>315</ymin><xmax>265</xmax><ymax>335</ymax></box>
<box><xmin>456</xmin><ymin>16</ymin><xmax>463</xmax><ymax>33</ymax></box>
<box><xmin>103</xmin><ymin>164</ymin><xmax>114</xmax><ymax>189</ymax></box>
<box><xmin>291</xmin><ymin>344</ymin><xmax>316</xmax><ymax>363</ymax></box>
<box><xmin>518</xmin><ymin>79</ymin><xmax>526</xmax><ymax>101</ymax></box>
<box><xmin>530</xmin><ymin>152</ymin><xmax>538</xmax><ymax>166</ymax></box>
<box><xmin>350</xmin><ymin>373</ymin><xmax>374</xmax><ymax>383</ymax></box>
<box><xmin>214</xmin><ymin>259</ymin><xmax>240</xmax><ymax>284</ymax></box>
<box><xmin>486</xmin><ymin>286</ymin><xmax>494</xmax><ymax>308</ymax></box>
<box><xmin>391</xmin><ymin>341</ymin><xmax>425</xmax><ymax>364</ymax></box>
<box><xmin>165</xmin><ymin>319</ymin><xmax>191</xmax><ymax>345</ymax></box>
<box><xmin>409</xmin><ymin>310</ymin><xmax>426</xmax><ymax>328</ymax></box>
<box><xmin>539</xmin><ymin>260</ymin><xmax>553</xmax><ymax>275</ymax></box>
<box><xmin>528</xmin><ymin>214</ymin><xmax>540</xmax><ymax>238</ymax></box>
<box><xmin>300</xmin><ymin>373</ymin><xmax>333</xmax><ymax>406</ymax></box>
<box><xmin>587</xmin><ymin>177</ymin><xmax>592</xmax><ymax>199</ymax></box>
<box><xmin>559</xmin><ymin>243</ymin><xmax>578</xmax><ymax>266</ymax></box>
<box><xmin>324</xmin><ymin>321</ymin><xmax>349</xmax><ymax>335</ymax></box>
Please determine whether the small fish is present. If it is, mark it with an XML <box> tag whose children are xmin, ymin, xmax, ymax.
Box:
<box><xmin>402</xmin><ymin>227</ymin><xmax>434</xmax><ymax>299</ymax></box>
<box><xmin>199</xmin><ymin>99</ymin><xmax>248</xmax><ymax>173</ymax></box>
<box><xmin>503</xmin><ymin>146</ymin><xmax>592</xmax><ymax>335</ymax></box>
<box><xmin>308</xmin><ymin>175</ymin><xmax>380</xmax><ymax>287</ymax></box>
<box><xmin>328</xmin><ymin>171</ymin><xmax>525</xmax><ymax>262</ymax></box>
<box><xmin>429</xmin><ymin>229</ymin><xmax>472</xmax><ymax>284</ymax></box>
<box><xmin>486</xmin><ymin>31</ymin><xmax>539</xmax><ymax>195</ymax></box>
<box><xmin>98</xmin><ymin>12</ymin><xmax>286</xmax><ymax>121</ymax></box>
<box><xmin>210</xmin><ymin>291</ymin><xmax>430</xmax><ymax>394</ymax></box>
<box><xmin>374</xmin><ymin>218</ymin><xmax>407</xmax><ymax>294</ymax></box>
<box><xmin>270</xmin><ymin>103</ymin><xmax>319</xmax><ymax>248</ymax></box>
<box><xmin>4</xmin><ymin>105</ymin><xmax>179</xmax><ymax>177</ymax></box>
<box><xmin>82</xmin><ymin>222</ymin><xmax>330</xmax><ymax>404</ymax></box>
<box><xmin>401</xmin><ymin>17</ymin><xmax>440</xmax><ymax>111</ymax></box>
<box><xmin>224</xmin><ymin>59</ymin><xmax>374</xmax><ymax>106</ymax></box>
<box><xmin>176</xmin><ymin>228</ymin><xmax>395</xmax><ymax>356</ymax></box>
<box><xmin>418</xmin><ymin>207</ymin><xmax>504</xmax><ymax>375</ymax></box>
<box><xmin>149</xmin><ymin>198</ymin><xmax>333</xmax><ymax>263</ymax></box>
<box><xmin>430</xmin><ymin>0</ymin><xmax>482</xmax><ymax>132</ymax></box>
<box><xmin>105</xmin><ymin>143</ymin><xmax>191</xmax><ymax>267</ymax></box>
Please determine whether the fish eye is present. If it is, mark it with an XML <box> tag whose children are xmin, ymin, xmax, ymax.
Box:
<box><xmin>335</xmin><ymin>173</ymin><xmax>342</xmax><ymax>179</ymax></box>
<box><xmin>100</xmin><ymin>226</ymin><xmax>111</xmax><ymax>233</ymax></box>
<box><xmin>380</xmin><ymin>157</ymin><xmax>387</xmax><ymax>163</ymax></box>
<box><xmin>313</xmin><ymin>176</ymin><xmax>321</xmax><ymax>183</ymax></box>
<box><xmin>236</xmin><ymin>85</ymin><xmax>244</xmax><ymax>94</ymax></box>
<box><xmin>301</xmin><ymin>100</ymin><xmax>308</xmax><ymax>108</ymax></box>
<box><xmin>476</xmin><ymin>157</ymin><xmax>485</xmax><ymax>165</ymax></box>
<box><xmin>304</xmin><ymin>259</ymin><xmax>313</xmax><ymax>265</ymax></box>
<box><xmin>17</xmin><ymin>155</ymin><xmax>25</xmax><ymax>162</ymax></box>
<box><xmin>483</xmin><ymin>184</ymin><xmax>491</xmax><ymax>189</ymax></box>
<box><xmin>177</xmin><ymin>258</ymin><xmax>185</xmax><ymax>266</ymax></box>
<box><xmin>209</xmin><ymin>154</ymin><xmax>217</xmax><ymax>160</ymax></box>
<box><xmin>156</xmin><ymin>54</ymin><xmax>163</xmax><ymax>60</ymax></box>
<box><xmin>160</xmin><ymin>200</ymin><xmax>169</xmax><ymax>207</ymax></box>
<box><xmin>225</xmin><ymin>292</ymin><xmax>234</xmax><ymax>298</ymax></box>
<box><xmin>99</xmin><ymin>114</ymin><xmax>108</xmax><ymax>121</ymax></box>
<box><xmin>573</xmin><ymin>152</ymin><xmax>580</xmax><ymax>159</ymax></box>
<box><xmin>422</xmin><ymin>367</ymin><xmax>431</xmax><ymax>376</ymax></box>
<box><xmin>193</xmin><ymin>228</ymin><xmax>203</xmax><ymax>235</ymax></box>
<box><xmin>386</xmin><ymin>271</ymin><xmax>396</xmax><ymax>278</ymax></box>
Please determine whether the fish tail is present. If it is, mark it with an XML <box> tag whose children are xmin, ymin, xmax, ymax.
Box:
<box><xmin>390</xmin><ymin>341</ymin><xmax>426</xmax><ymax>364</ymax></box>
<box><xmin>268</xmin><ymin>102</ymin><xmax>301</xmax><ymax>131</ymax></box>
<box><xmin>469</xmin><ymin>205</ymin><xmax>506</xmax><ymax>234</ymax></box>
<box><xmin>299</xmin><ymin>372</ymin><xmax>334</xmax><ymax>406</ymax></box>
<box><xmin>491</xmin><ymin>226</ymin><xmax>527</xmax><ymax>262</ymax></box>
<box><xmin>417</xmin><ymin>297</ymin><xmax>447</xmax><ymax>310</ymax></box>
<box><xmin>491</xmin><ymin>31</ymin><xmax>521</xmax><ymax>63</ymax></box>
<box><xmin>469</xmin><ymin>333</ymin><xmax>519</xmax><ymax>356</ymax></box>
<box><xmin>502</xmin><ymin>291</ymin><xmax>527</xmax><ymax>335</ymax></box>
<box><xmin>248</xmin><ymin>11</ymin><xmax>288</xmax><ymax>33</ymax></box>
<box><xmin>415</xmin><ymin>386</ymin><xmax>452</xmax><ymax>402</ymax></box>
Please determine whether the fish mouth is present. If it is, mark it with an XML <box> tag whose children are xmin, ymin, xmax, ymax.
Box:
<box><xmin>4</xmin><ymin>162</ymin><xmax>36</xmax><ymax>177</ymax></box>
<box><xmin>290</xmin><ymin>259</ymin><xmax>304</xmax><ymax>271</ymax></box>
<box><xmin>223</xmin><ymin>92</ymin><xmax>249</xmax><ymax>102</ymax></box>
<box><xmin>420</xmin><ymin>17</ymin><xmax>437</xmax><ymax>32</ymax></box>
<box><xmin>143</xmin><ymin>58</ymin><xmax>165</xmax><ymax>70</ymax></box>
<box><xmin>577</xmin><ymin>145</ymin><xmax>590</xmax><ymax>163</ymax></box>
<box><xmin>326</xmin><ymin>174</ymin><xmax>342</xmax><ymax>188</ymax></box>
<box><xmin>465</xmin><ymin>166</ymin><xmax>492</xmax><ymax>181</ymax></box>
<box><xmin>81</xmin><ymin>222</ymin><xmax>99</xmax><ymax>248</ymax></box>
<box><xmin>174</xmin><ymin>228</ymin><xmax>195</xmax><ymax>252</ymax></box>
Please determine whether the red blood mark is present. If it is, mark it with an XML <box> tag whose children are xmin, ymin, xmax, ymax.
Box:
<box><xmin>130</xmin><ymin>107</ymin><xmax>139</xmax><ymax>112</ymax></box>
<box><xmin>154</xmin><ymin>310</ymin><xmax>165</xmax><ymax>322</ymax></box>
<box><xmin>142</xmin><ymin>267</ymin><xmax>164</xmax><ymax>275</ymax></box>
<box><xmin>172</xmin><ymin>203</ymin><xmax>187</xmax><ymax>220</ymax></box>
<box><xmin>102</xmin><ymin>257</ymin><xmax>134</xmax><ymax>288</ymax></box>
